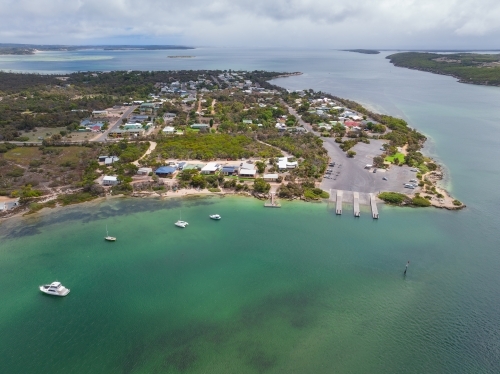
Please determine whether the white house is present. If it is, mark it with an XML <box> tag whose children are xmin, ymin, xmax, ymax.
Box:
<box><xmin>263</xmin><ymin>174</ymin><xmax>279</xmax><ymax>181</ymax></box>
<box><xmin>278</xmin><ymin>157</ymin><xmax>298</xmax><ymax>170</ymax></box>
<box><xmin>137</xmin><ymin>167</ymin><xmax>153</xmax><ymax>175</ymax></box>
<box><xmin>201</xmin><ymin>163</ymin><xmax>221</xmax><ymax>174</ymax></box>
<box><xmin>162</xmin><ymin>126</ymin><xmax>175</xmax><ymax>134</ymax></box>
<box><xmin>240</xmin><ymin>163</ymin><xmax>255</xmax><ymax>170</ymax></box>
<box><xmin>0</xmin><ymin>199</ymin><xmax>20</xmax><ymax>211</ymax></box>
<box><xmin>239</xmin><ymin>169</ymin><xmax>257</xmax><ymax>177</ymax></box>
<box><xmin>102</xmin><ymin>176</ymin><xmax>119</xmax><ymax>186</ymax></box>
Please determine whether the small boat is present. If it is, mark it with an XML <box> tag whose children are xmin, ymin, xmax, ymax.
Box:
<box><xmin>39</xmin><ymin>282</ymin><xmax>70</xmax><ymax>297</ymax></box>
<box><xmin>105</xmin><ymin>225</ymin><xmax>116</xmax><ymax>241</ymax></box>
<box><xmin>175</xmin><ymin>211</ymin><xmax>188</xmax><ymax>228</ymax></box>
<box><xmin>209</xmin><ymin>214</ymin><xmax>221</xmax><ymax>220</ymax></box>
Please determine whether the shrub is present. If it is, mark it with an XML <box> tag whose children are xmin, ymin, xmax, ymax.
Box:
<box><xmin>347</xmin><ymin>150</ymin><xmax>356</xmax><ymax>158</ymax></box>
<box><xmin>412</xmin><ymin>196</ymin><xmax>431</xmax><ymax>207</ymax></box>
<box><xmin>208</xmin><ymin>187</ymin><xmax>221</xmax><ymax>193</ymax></box>
<box><xmin>379</xmin><ymin>192</ymin><xmax>407</xmax><ymax>205</ymax></box>
<box><xmin>453</xmin><ymin>199</ymin><xmax>462</xmax><ymax>206</ymax></box>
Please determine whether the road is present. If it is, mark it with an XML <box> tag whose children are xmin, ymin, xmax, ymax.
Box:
<box><xmin>92</xmin><ymin>105</ymin><xmax>138</xmax><ymax>142</ymax></box>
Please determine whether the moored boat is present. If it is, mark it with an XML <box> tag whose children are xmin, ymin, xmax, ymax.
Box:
<box><xmin>39</xmin><ymin>282</ymin><xmax>70</xmax><ymax>297</ymax></box>
<box><xmin>209</xmin><ymin>214</ymin><xmax>221</xmax><ymax>220</ymax></box>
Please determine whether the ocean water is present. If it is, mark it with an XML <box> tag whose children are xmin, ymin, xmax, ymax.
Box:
<box><xmin>1</xmin><ymin>49</ymin><xmax>500</xmax><ymax>373</ymax></box>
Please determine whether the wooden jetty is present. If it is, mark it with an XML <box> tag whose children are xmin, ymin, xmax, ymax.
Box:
<box><xmin>336</xmin><ymin>190</ymin><xmax>343</xmax><ymax>215</ymax></box>
<box><xmin>369</xmin><ymin>193</ymin><xmax>379</xmax><ymax>219</ymax></box>
<box><xmin>353</xmin><ymin>192</ymin><xmax>360</xmax><ymax>217</ymax></box>
<box><xmin>264</xmin><ymin>193</ymin><xmax>281</xmax><ymax>208</ymax></box>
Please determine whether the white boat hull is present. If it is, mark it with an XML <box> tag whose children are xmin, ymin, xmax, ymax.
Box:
<box><xmin>175</xmin><ymin>220</ymin><xmax>188</xmax><ymax>228</ymax></box>
<box><xmin>39</xmin><ymin>285</ymin><xmax>70</xmax><ymax>297</ymax></box>
<box><xmin>105</xmin><ymin>236</ymin><xmax>116</xmax><ymax>241</ymax></box>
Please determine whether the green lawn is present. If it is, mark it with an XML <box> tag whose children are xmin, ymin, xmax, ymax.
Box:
<box><xmin>385</xmin><ymin>153</ymin><xmax>405</xmax><ymax>164</ymax></box>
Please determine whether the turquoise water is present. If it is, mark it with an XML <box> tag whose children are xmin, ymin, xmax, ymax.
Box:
<box><xmin>1</xmin><ymin>49</ymin><xmax>500</xmax><ymax>372</ymax></box>
<box><xmin>2</xmin><ymin>196</ymin><xmax>496</xmax><ymax>373</ymax></box>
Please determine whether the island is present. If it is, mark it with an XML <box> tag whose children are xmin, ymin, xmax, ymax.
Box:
<box><xmin>167</xmin><ymin>56</ymin><xmax>196</xmax><ymax>59</ymax></box>
<box><xmin>387</xmin><ymin>52</ymin><xmax>500</xmax><ymax>86</ymax></box>
<box><xmin>0</xmin><ymin>69</ymin><xmax>463</xmax><ymax>219</ymax></box>
<box><xmin>343</xmin><ymin>49</ymin><xmax>380</xmax><ymax>55</ymax></box>
<box><xmin>0</xmin><ymin>43</ymin><xmax>194</xmax><ymax>55</ymax></box>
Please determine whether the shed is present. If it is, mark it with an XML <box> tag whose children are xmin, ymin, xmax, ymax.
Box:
<box><xmin>155</xmin><ymin>166</ymin><xmax>177</xmax><ymax>177</ymax></box>
<box><xmin>239</xmin><ymin>169</ymin><xmax>257</xmax><ymax>177</ymax></box>
<box><xmin>191</xmin><ymin>123</ymin><xmax>210</xmax><ymax>130</ymax></box>
<box><xmin>105</xmin><ymin>156</ymin><xmax>119</xmax><ymax>165</ymax></box>
<box><xmin>102</xmin><ymin>176</ymin><xmax>119</xmax><ymax>186</ymax></box>
<box><xmin>137</xmin><ymin>167</ymin><xmax>153</xmax><ymax>175</ymax></box>
<box><xmin>263</xmin><ymin>174</ymin><xmax>279</xmax><ymax>181</ymax></box>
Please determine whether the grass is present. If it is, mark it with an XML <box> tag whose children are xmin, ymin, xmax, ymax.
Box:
<box><xmin>384</xmin><ymin>153</ymin><xmax>405</xmax><ymax>164</ymax></box>
<box><xmin>3</xmin><ymin>147</ymin><xmax>40</xmax><ymax>165</ymax></box>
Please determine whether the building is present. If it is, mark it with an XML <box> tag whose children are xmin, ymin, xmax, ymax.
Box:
<box><xmin>92</xmin><ymin>110</ymin><xmax>108</xmax><ymax>117</ymax></box>
<box><xmin>155</xmin><ymin>166</ymin><xmax>177</xmax><ymax>177</ymax></box>
<box><xmin>129</xmin><ymin>115</ymin><xmax>149</xmax><ymax>123</ymax></box>
<box><xmin>278</xmin><ymin>157</ymin><xmax>298</xmax><ymax>171</ymax></box>
<box><xmin>140</xmin><ymin>103</ymin><xmax>155</xmax><ymax>114</ymax></box>
<box><xmin>191</xmin><ymin>123</ymin><xmax>210</xmax><ymax>130</ymax></box>
<box><xmin>163</xmin><ymin>113</ymin><xmax>177</xmax><ymax>120</ymax></box>
<box><xmin>137</xmin><ymin>167</ymin><xmax>153</xmax><ymax>175</ymax></box>
<box><xmin>239</xmin><ymin>169</ymin><xmax>257</xmax><ymax>177</ymax></box>
<box><xmin>123</xmin><ymin>123</ymin><xmax>143</xmax><ymax>130</ymax></box>
<box><xmin>102</xmin><ymin>176</ymin><xmax>119</xmax><ymax>186</ymax></box>
<box><xmin>263</xmin><ymin>174</ymin><xmax>279</xmax><ymax>181</ymax></box>
<box><xmin>240</xmin><ymin>163</ymin><xmax>255</xmax><ymax>170</ymax></box>
<box><xmin>221</xmin><ymin>166</ymin><xmax>238</xmax><ymax>175</ymax></box>
<box><xmin>104</xmin><ymin>156</ymin><xmax>120</xmax><ymax>165</ymax></box>
<box><xmin>108</xmin><ymin>128</ymin><xmax>145</xmax><ymax>138</ymax></box>
<box><xmin>201</xmin><ymin>163</ymin><xmax>221</xmax><ymax>174</ymax></box>
<box><xmin>162</xmin><ymin>126</ymin><xmax>175</xmax><ymax>134</ymax></box>
<box><xmin>0</xmin><ymin>199</ymin><xmax>20</xmax><ymax>211</ymax></box>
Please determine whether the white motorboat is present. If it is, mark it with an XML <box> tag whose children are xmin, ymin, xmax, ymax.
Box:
<box><xmin>209</xmin><ymin>214</ymin><xmax>221</xmax><ymax>220</ymax></box>
<box><xmin>39</xmin><ymin>282</ymin><xmax>70</xmax><ymax>297</ymax></box>
<box><xmin>105</xmin><ymin>225</ymin><xmax>116</xmax><ymax>241</ymax></box>
<box><xmin>175</xmin><ymin>220</ymin><xmax>189</xmax><ymax>228</ymax></box>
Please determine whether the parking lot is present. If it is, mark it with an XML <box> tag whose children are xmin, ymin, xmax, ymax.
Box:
<box><xmin>320</xmin><ymin>138</ymin><xmax>420</xmax><ymax>194</ymax></box>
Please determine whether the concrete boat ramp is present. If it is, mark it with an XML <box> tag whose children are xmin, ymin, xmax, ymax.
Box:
<box><xmin>330</xmin><ymin>189</ymin><xmax>380</xmax><ymax>219</ymax></box>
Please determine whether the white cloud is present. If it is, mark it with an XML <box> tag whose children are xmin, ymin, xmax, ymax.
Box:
<box><xmin>0</xmin><ymin>0</ymin><xmax>499</xmax><ymax>48</ymax></box>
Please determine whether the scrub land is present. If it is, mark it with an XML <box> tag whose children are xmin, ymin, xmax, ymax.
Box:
<box><xmin>0</xmin><ymin>69</ymin><xmax>463</xmax><ymax>218</ymax></box>
<box><xmin>387</xmin><ymin>52</ymin><xmax>500</xmax><ymax>86</ymax></box>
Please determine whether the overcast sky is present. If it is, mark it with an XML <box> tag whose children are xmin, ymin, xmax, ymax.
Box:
<box><xmin>1</xmin><ymin>0</ymin><xmax>499</xmax><ymax>49</ymax></box>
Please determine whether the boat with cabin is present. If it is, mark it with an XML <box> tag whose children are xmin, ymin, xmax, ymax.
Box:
<box><xmin>39</xmin><ymin>282</ymin><xmax>70</xmax><ymax>297</ymax></box>
<box><xmin>209</xmin><ymin>214</ymin><xmax>221</xmax><ymax>220</ymax></box>
<box><xmin>105</xmin><ymin>225</ymin><xmax>116</xmax><ymax>241</ymax></box>
<box><xmin>175</xmin><ymin>211</ymin><xmax>189</xmax><ymax>228</ymax></box>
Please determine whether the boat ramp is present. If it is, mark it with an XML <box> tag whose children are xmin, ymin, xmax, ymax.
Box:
<box><xmin>330</xmin><ymin>189</ymin><xmax>379</xmax><ymax>219</ymax></box>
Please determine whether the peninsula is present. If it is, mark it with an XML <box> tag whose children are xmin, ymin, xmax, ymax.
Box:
<box><xmin>343</xmin><ymin>49</ymin><xmax>380</xmax><ymax>55</ymax></box>
<box><xmin>387</xmin><ymin>52</ymin><xmax>500</xmax><ymax>86</ymax></box>
<box><xmin>0</xmin><ymin>69</ymin><xmax>462</xmax><ymax>219</ymax></box>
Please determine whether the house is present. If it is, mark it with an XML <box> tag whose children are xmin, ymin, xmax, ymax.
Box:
<box><xmin>278</xmin><ymin>157</ymin><xmax>298</xmax><ymax>170</ymax></box>
<box><xmin>0</xmin><ymin>199</ymin><xmax>20</xmax><ymax>211</ymax></box>
<box><xmin>98</xmin><ymin>155</ymin><xmax>109</xmax><ymax>162</ymax></box>
<box><xmin>108</xmin><ymin>128</ymin><xmax>145</xmax><ymax>138</ymax></box>
<box><xmin>201</xmin><ymin>163</ymin><xmax>221</xmax><ymax>174</ymax></box>
<box><xmin>123</xmin><ymin>123</ymin><xmax>143</xmax><ymax>130</ymax></box>
<box><xmin>344</xmin><ymin>120</ymin><xmax>361</xmax><ymax>129</ymax></box>
<box><xmin>242</xmin><ymin>119</ymin><xmax>253</xmax><ymax>124</ymax></box>
<box><xmin>129</xmin><ymin>115</ymin><xmax>149</xmax><ymax>123</ymax></box>
<box><xmin>275</xmin><ymin>123</ymin><xmax>287</xmax><ymax>131</ymax></box>
<box><xmin>155</xmin><ymin>166</ymin><xmax>177</xmax><ymax>177</ymax></box>
<box><xmin>102</xmin><ymin>176</ymin><xmax>119</xmax><ymax>186</ymax></box>
<box><xmin>178</xmin><ymin>162</ymin><xmax>187</xmax><ymax>170</ymax></box>
<box><xmin>263</xmin><ymin>174</ymin><xmax>279</xmax><ymax>181</ymax></box>
<box><xmin>221</xmin><ymin>166</ymin><xmax>238</xmax><ymax>175</ymax></box>
<box><xmin>140</xmin><ymin>103</ymin><xmax>155</xmax><ymax>114</ymax></box>
<box><xmin>190</xmin><ymin>124</ymin><xmax>210</xmax><ymax>130</ymax></box>
<box><xmin>240</xmin><ymin>163</ymin><xmax>255</xmax><ymax>170</ymax></box>
<box><xmin>239</xmin><ymin>169</ymin><xmax>257</xmax><ymax>177</ymax></box>
<box><xmin>104</xmin><ymin>156</ymin><xmax>120</xmax><ymax>165</ymax></box>
<box><xmin>163</xmin><ymin>113</ymin><xmax>177</xmax><ymax>120</ymax></box>
<box><xmin>162</xmin><ymin>126</ymin><xmax>175</xmax><ymax>134</ymax></box>
<box><xmin>137</xmin><ymin>167</ymin><xmax>153</xmax><ymax>175</ymax></box>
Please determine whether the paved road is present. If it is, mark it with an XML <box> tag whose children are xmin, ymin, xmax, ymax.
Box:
<box><xmin>92</xmin><ymin>105</ymin><xmax>138</xmax><ymax>142</ymax></box>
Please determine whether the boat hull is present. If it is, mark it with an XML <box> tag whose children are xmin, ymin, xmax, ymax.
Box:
<box><xmin>105</xmin><ymin>236</ymin><xmax>117</xmax><ymax>241</ymax></box>
<box><xmin>39</xmin><ymin>286</ymin><xmax>70</xmax><ymax>297</ymax></box>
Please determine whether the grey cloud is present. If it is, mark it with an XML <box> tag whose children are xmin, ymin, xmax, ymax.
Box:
<box><xmin>0</xmin><ymin>0</ymin><xmax>499</xmax><ymax>48</ymax></box>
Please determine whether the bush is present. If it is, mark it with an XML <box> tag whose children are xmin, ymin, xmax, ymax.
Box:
<box><xmin>453</xmin><ymin>199</ymin><xmax>462</xmax><ymax>206</ymax></box>
<box><xmin>412</xmin><ymin>196</ymin><xmax>431</xmax><ymax>207</ymax></box>
<box><xmin>379</xmin><ymin>192</ymin><xmax>407</xmax><ymax>204</ymax></box>
<box><xmin>57</xmin><ymin>192</ymin><xmax>96</xmax><ymax>206</ymax></box>
<box><xmin>347</xmin><ymin>150</ymin><xmax>356</xmax><ymax>158</ymax></box>
<box><xmin>208</xmin><ymin>187</ymin><xmax>221</xmax><ymax>193</ymax></box>
<box><xmin>7</xmin><ymin>167</ymin><xmax>24</xmax><ymax>177</ymax></box>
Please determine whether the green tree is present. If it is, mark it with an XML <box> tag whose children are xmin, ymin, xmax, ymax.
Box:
<box><xmin>255</xmin><ymin>161</ymin><xmax>266</xmax><ymax>174</ymax></box>
<box><xmin>253</xmin><ymin>178</ymin><xmax>271</xmax><ymax>193</ymax></box>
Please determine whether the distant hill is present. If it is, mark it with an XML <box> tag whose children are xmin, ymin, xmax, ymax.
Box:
<box><xmin>387</xmin><ymin>52</ymin><xmax>500</xmax><ymax>86</ymax></box>
<box><xmin>0</xmin><ymin>44</ymin><xmax>194</xmax><ymax>55</ymax></box>
<box><xmin>343</xmin><ymin>49</ymin><xmax>380</xmax><ymax>55</ymax></box>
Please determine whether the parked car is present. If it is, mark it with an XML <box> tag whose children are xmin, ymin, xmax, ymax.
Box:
<box><xmin>373</xmin><ymin>169</ymin><xmax>377</xmax><ymax>173</ymax></box>
<box><xmin>382</xmin><ymin>177</ymin><xmax>388</xmax><ymax>180</ymax></box>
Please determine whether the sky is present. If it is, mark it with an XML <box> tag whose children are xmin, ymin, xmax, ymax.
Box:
<box><xmin>1</xmin><ymin>0</ymin><xmax>500</xmax><ymax>49</ymax></box>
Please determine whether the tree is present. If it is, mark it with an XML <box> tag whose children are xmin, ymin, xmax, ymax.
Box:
<box><xmin>255</xmin><ymin>161</ymin><xmax>266</xmax><ymax>174</ymax></box>
<box><xmin>253</xmin><ymin>178</ymin><xmax>270</xmax><ymax>193</ymax></box>
<box><xmin>191</xmin><ymin>174</ymin><xmax>207</xmax><ymax>189</ymax></box>
<box><xmin>347</xmin><ymin>150</ymin><xmax>356</xmax><ymax>158</ymax></box>
<box><xmin>373</xmin><ymin>156</ymin><xmax>385</xmax><ymax>168</ymax></box>
<box><xmin>209</xmin><ymin>118</ymin><xmax>214</xmax><ymax>128</ymax></box>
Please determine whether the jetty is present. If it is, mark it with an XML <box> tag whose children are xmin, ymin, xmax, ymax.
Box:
<box><xmin>353</xmin><ymin>192</ymin><xmax>360</xmax><ymax>217</ymax></box>
<box><xmin>370</xmin><ymin>193</ymin><xmax>379</xmax><ymax>219</ymax></box>
<box><xmin>336</xmin><ymin>190</ymin><xmax>343</xmax><ymax>215</ymax></box>
<box><xmin>264</xmin><ymin>193</ymin><xmax>281</xmax><ymax>208</ymax></box>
